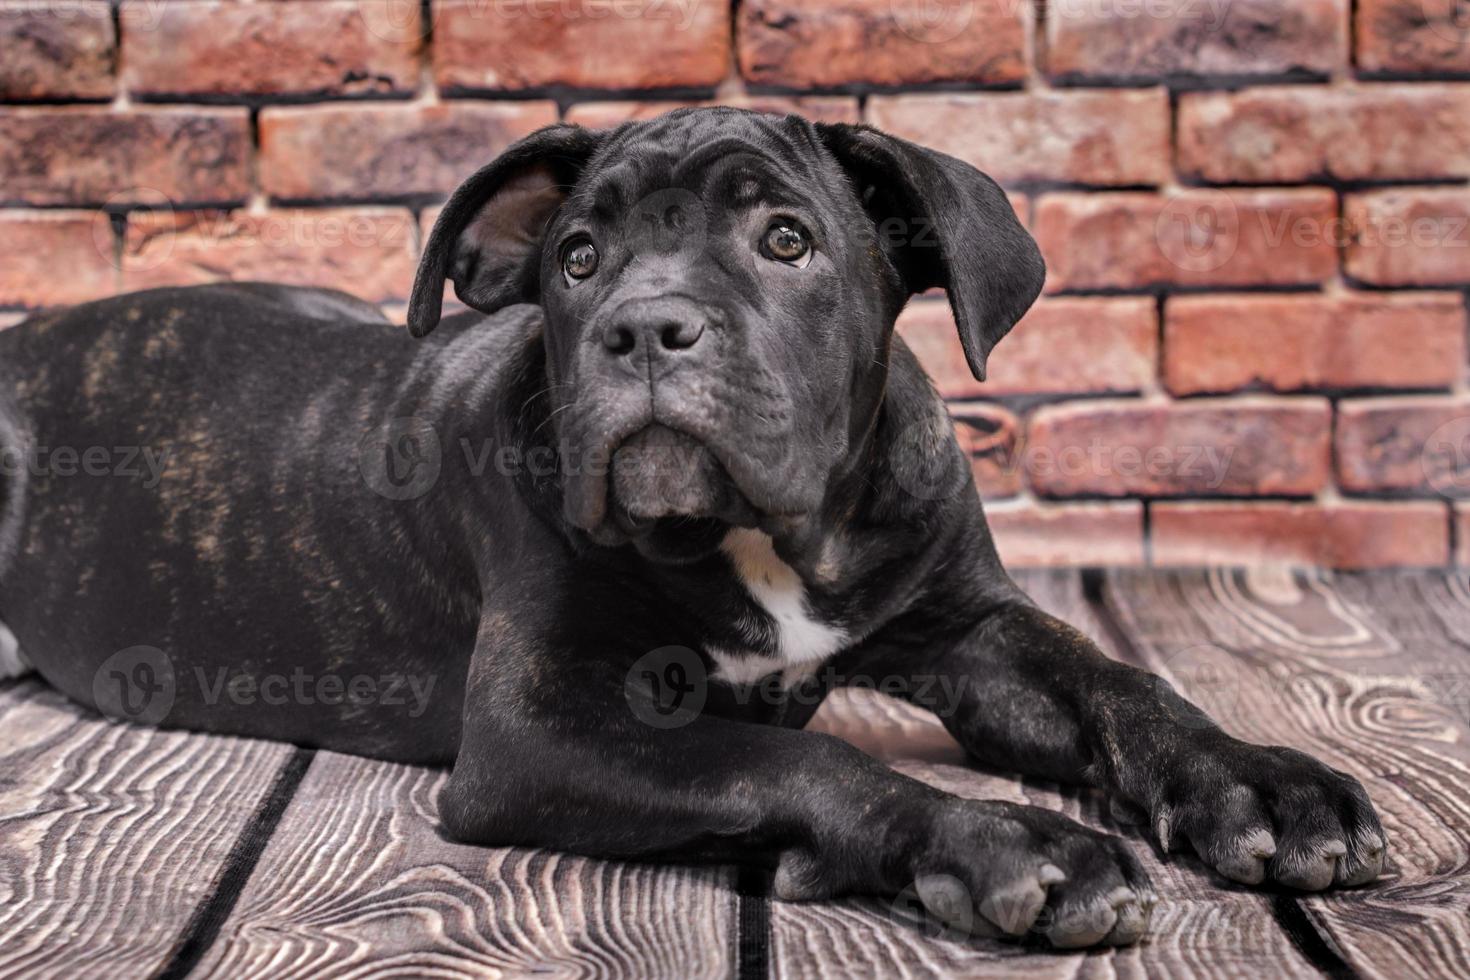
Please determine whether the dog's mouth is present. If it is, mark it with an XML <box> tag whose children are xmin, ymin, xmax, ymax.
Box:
<box><xmin>603</xmin><ymin>425</ymin><xmax>762</xmax><ymax>561</ymax></box>
<box><xmin>559</xmin><ymin>387</ymin><xmax>824</xmax><ymax>557</ymax></box>
<box><xmin>610</xmin><ymin>425</ymin><xmax>735</xmax><ymax>523</ymax></box>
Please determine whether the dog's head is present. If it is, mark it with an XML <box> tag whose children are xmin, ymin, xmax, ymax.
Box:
<box><xmin>409</xmin><ymin>108</ymin><xmax>1043</xmax><ymax>559</ymax></box>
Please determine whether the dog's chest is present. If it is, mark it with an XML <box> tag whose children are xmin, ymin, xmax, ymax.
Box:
<box><xmin>706</xmin><ymin>528</ymin><xmax>849</xmax><ymax>685</ymax></box>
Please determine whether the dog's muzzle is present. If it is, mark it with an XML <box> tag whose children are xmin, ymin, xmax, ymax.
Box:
<box><xmin>558</xmin><ymin>295</ymin><xmax>818</xmax><ymax>550</ymax></box>
<box><xmin>609</xmin><ymin>424</ymin><xmax>754</xmax><ymax>527</ymax></box>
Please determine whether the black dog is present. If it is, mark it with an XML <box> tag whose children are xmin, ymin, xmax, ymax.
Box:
<box><xmin>0</xmin><ymin>108</ymin><xmax>1384</xmax><ymax>948</ymax></box>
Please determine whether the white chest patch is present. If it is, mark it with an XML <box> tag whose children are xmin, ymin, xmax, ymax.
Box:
<box><xmin>710</xmin><ymin>529</ymin><xmax>848</xmax><ymax>686</ymax></box>
<box><xmin>0</xmin><ymin>619</ymin><xmax>30</xmax><ymax>679</ymax></box>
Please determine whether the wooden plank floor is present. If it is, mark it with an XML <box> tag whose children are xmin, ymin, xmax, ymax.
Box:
<box><xmin>1</xmin><ymin>569</ymin><xmax>1467</xmax><ymax>978</ymax></box>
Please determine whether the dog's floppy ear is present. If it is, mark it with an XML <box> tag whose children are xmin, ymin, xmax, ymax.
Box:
<box><xmin>815</xmin><ymin>123</ymin><xmax>1044</xmax><ymax>381</ymax></box>
<box><xmin>408</xmin><ymin>123</ymin><xmax>605</xmax><ymax>338</ymax></box>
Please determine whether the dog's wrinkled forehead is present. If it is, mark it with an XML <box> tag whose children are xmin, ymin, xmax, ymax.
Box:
<box><xmin>568</xmin><ymin>109</ymin><xmax>838</xmax><ymax>217</ymax></box>
<box><xmin>408</xmin><ymin>106</ymin><xmax>1046</xmax><ymax>385</ymax></box>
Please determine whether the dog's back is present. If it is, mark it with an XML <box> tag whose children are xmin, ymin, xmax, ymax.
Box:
<box><xmin>0</xmin><ymin>284</ymin><xmax>495</xmax><ymax>759</ymax></box>
<box><xmin>0</xmin><ymin>282</ymin><xmax>391</xmax><ymax>594</ymax></box>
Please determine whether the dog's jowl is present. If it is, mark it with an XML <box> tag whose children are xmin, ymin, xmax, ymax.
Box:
<box><xmin>0</xmin><ymin>109</ymin><xmax>1385</xmax><ymax>948</ymax></box>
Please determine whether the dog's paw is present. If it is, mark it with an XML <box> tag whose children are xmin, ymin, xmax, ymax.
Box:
<box><xmin>912</xmin><ymin>802</ymin><xmax>1156</xmax><ymax>948</ymax></box>
<box><xmin>1151</xmin><ymin>740</ymin><xmax>1387</xmax><ymax>890</ymax></box>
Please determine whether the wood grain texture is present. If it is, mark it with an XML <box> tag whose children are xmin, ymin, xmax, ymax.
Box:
<box><xmin>773</xmin><ymin>571</ymin><xmax>1315</xmax><ymax>979</ymax></box>
<box><xmin>192</xmin><ymin>750</ymin><xmax>738</xmax><ymax>979</ymax></box>
<box><xmin>0</xmin><ymin>678</ymin><xmax>293</xmax><ymax>979</ymax></box>
<box><xmin>1106</xmin><ymin>567</ymin><xmax>1470</xmax><ymax>979</ymax></box>
<box><xmin>7</xmin><ymin>570</ymin><xmax>1467</xmax><ymax>978</ymax></box>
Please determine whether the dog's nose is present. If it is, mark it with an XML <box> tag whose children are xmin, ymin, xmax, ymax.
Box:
<box><xmin>602</xmin><ymin>311</ymin><xmax>707</xmax><ymax>356</ymax></box>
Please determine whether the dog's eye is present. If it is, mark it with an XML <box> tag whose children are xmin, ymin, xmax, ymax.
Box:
<box><xmin>563</xmin><ymin>239</ymin><xmax>599</xmax><ymax>283</ymax></box>
<box><xmin>761</xmin><ymin>222</ymin><xmax>812</xmax><ymax>267</ymax></box>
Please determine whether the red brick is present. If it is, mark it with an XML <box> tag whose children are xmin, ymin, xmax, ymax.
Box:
<box><xmin>1026</xmin><ymin>398</ymin><xmax>1331</xmax><ymax>498</ymax></box>
<box><xmin>1178</xmin><ymin>86</ymin><xmax>1470</xmax><ymax>184</ymax></box>
<box><xmin>1009</xmin><ymin>192</ymin><xmax>1030</xmax><ymax>228</ymax></box>
<box><xmin>1336</xmin><ymin>396</ymin><xmax>1470</xmax><ymax>496</ymax></box>
<box><xmin>0</xmin><ymin>0</ymin><xmax>114</xmax><ymax>100</ymax></box>
<box><xmin>1357</xmin><ymin>0</ymin><xmax>1470</xmax><ymax>74</ymax></box>
<box><xmin>738</xmin><ymin>0</ymin><xmax>1026</xmax><ymax>88</ymax></box>
<box><xmin>1456</xmin><ymin>503</ymin><xmax>1470</xmax><ymax>564</ymax></box>
<box><xmin>1034</xmin><ymin>190</ymin><xmax>1339</xmax><ymax>292</ymax></box>
<box><xmin>1344</xmin><ymin>189</ymin><xmax>1470</xmax><ymax>286</ymax></box>
<box><xmin>1152</xmin><ymin>502</ymin><xmax>1448</xmax><ymax>568</ymax></box>
<box><xmin>950</xmin><ymin>405</ymin><xmax>1022</xmax><ymax>499</ymax></box>
<box><xmin>434</xmin><ymin>0</ymin><xmax>729</xmax><ymax>92</ymax></box>
<box><xmin>563</xmin><ymin>96</ymin><xmax>861</xmax><ymax>129</ymax></box>
<box><xmin>1045</xmin><ymin>0</ymin><xmax>1347</xmax><ymax>80</ymax></box>
<box><xmin>259</xmin><ymin>102</ymin><xmax>559</xmax><ymax>201</ymax></box>
<box><xmin>867</xmin><ymin>89</ymin><xmax>1169</xmax><ymax>188</ymax></box>
<box><xmin>0</xmin><ymin>211</ymin><xmax>115</xmax><ymax>307</ymax></box>
<box><xmin>899</xmin><ymin>297</ymin><xmax>1157</xmax><ymax>399</ymax></box>
<box><xmin>987</xmin><ymin>501</ymin><xmax>1145</xmax><ymax>568</ymax></box>
<box><xmin>0</xmin><ymin>107</ymin><xmax>250</xmax><ymax>206</ymax></box>
<box><xmin>120</xmin><ymin>208</ymin><xmax>418</xmax><ymax>304</ymax></box>
<box><xmin>1164</xmin><ymin>292</ymin><xmax>1465</xmax><ymax>395</ymax></box>
<box><xmin>122</xmin><ymin>0</ymin><xmax>420</xmax><ymax>98</ymax></box>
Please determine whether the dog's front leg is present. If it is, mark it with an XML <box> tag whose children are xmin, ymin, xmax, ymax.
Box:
<box><xmin>439</xmin><ymin>614</ymin><xmax>1155</xmax><ymax>948</ymax></box>
<box><xmin>876</xmin><ymin>597</ymin><xmax>1388</xmax><ymax>891</ymax></box>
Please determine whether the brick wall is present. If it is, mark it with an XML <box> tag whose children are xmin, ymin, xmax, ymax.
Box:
<box><xmin>1</xmin><ymin>0</ymin><xmax>1467</xmax><ymax>568</ymax></box>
